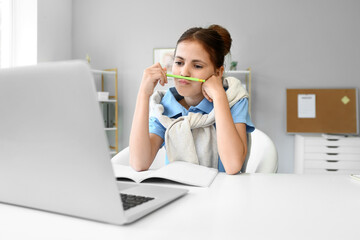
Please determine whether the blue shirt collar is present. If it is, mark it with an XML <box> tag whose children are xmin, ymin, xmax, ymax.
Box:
<box><xmin>194</xmin><ymin>97</ymin><xmax>213</xmax><ymax>114</ymax></box>
<box><xmin>160</xmin><ymin>88</ymin><xmax>214</xmax><ymax>117</ymax></box>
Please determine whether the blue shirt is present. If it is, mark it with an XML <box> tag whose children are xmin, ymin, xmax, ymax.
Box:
<box><xmin>149</xmin><ymin>88</ymin><xmax>255</xmax><ymax>172</ymax></box>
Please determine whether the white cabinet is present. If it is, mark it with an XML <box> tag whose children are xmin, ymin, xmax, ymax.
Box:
<box><xmin>294</xmin><ymin>134</ymin><xmax>360</xmax><ymax>174</ymax></box>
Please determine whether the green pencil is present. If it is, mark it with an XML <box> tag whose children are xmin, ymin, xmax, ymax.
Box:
<box><xmin>166</xmin><ymin>73</ymin><xmax>205</xmax><ymax>83</ymax></box>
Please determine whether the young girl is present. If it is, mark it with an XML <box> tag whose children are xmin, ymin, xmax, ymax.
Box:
<box><xmin>129</xmin><ymin>25</ymin><xmax>254</xmax><ymax>174</ymax></box>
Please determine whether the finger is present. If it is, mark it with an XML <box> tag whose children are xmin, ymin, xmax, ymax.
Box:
<box><xmin>163</xmin><ymin>67</ymin><xmax>168</xmax><ymax>84</ymax></box>
<box><xmin>154</xmin><ymin>62</ymin><xmax>162</xmax><ymax>68</ymax></box>
<box><xmin>205</xmin><ymin>74</ymin><xmax>216</xmax><ymax>81</ymax></box>
<box><xmin>153</xmin><ymin>64</ymin><xmax>166</xmax><ymax>85</ymax></box>
<box><xmin>147</xmin><ymin>72</ymin><xmax>162</xmax><ymax>87</ymax></box>
<box><xmin>204</xmin><ymin>92</ymin><xmax>212</xmax><ymax>102</ymax></box>
<box><xmin>148</xmin><ymin>64</ymin><xmax>167</xmax><ymax>86</ymax></box>
<box><xmin>159</xmin><ymin>72</ymin><xmax>166</xmax><ymax>86</ymax></box>
<box><xmin>160</xmin><ymin>67</ymin><xmax>167</xmax><ymax>85</ymax></box>
<box><xmin>161</xmin><ymin>75</ymin><xmax>167</xmax><ymax>86</ymax></box>
<box><xmin>202</xmin><ymin>88</ymin><xmax>212</xmax><ymax>102</ymax></box>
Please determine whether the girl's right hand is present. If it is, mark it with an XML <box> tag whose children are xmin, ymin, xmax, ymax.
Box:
<box><xmin>140</xmin><ymin>63</ymin><xmax>167</xmax><ymax>97</ymax></box>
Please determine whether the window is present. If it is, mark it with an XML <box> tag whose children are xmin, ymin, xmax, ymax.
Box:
<box><xmin>0</xmin><ymin>1</ymin><xmax>1</xmax><ymax>67</ymax></box>
<box><xmin>0</xmin><ymin>0</ymin><xmax>36</xmax><ymax>69</ymax></box>
<box><xmin>0</xmin><ymin>0</ymin><xmax>12</xmax><ymax>68</ymax></box>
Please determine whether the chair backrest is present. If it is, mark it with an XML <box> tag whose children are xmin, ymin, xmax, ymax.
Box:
<box><xmin>242</xmin><ymin>129</ymin><xmax>278</xmax><ymax>173</ymax></box>
<box><xmin>112</xmin><ymin>129</ymin><xmax>278</xmax><ymax>173</ymax></box>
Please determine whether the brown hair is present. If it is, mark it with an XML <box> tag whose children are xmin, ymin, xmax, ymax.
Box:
<box><xmin>175</xmin><ymin>24</ymin><xmax>232</xmax><ymax>69</ymax></box>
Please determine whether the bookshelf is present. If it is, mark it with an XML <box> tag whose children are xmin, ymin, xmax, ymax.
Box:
<box><xmin>224</xmin><ymin>68</ymin><xmax>252</xmax><ymax>113</ymax></box>
<box><xmin>91</xmin><ymin>68</ymin><xmax>119</xmax><ymax>156</ymax></box>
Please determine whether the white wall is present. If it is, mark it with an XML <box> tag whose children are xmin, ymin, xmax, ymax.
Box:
<box><xmin>71</xmin><ymin>0</ymin><xmax>360</xmax><ymax>173</ymax></box>
<box><xmin>37</xmin><ymin>0</ymin><xmax>72</xmax><ymax>62</ymax></box>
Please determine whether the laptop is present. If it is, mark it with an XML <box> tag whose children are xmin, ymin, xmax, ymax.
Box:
<box><xmin>0</xmin><ymin>60</ymin><xmax>188</xmax><ymax>225</ymax></box>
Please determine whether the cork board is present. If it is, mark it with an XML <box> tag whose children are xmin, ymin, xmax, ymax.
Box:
<box><xmin>286</xmin><ymin>89</ymin><xmax>359</xmax><ymax>134</ymax></box>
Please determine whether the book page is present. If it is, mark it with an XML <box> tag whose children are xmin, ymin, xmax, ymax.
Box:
<box><xmin>113</xmin><ymin>161</ymin><xmax>218</xmax><ymax>187</ymax></box>
<box><xmin>142</xmin><ymin>161</ymin><xmax>218</xmax><ymax>187</ymax></box>
<box><xmin>112</xmin><ymin>164</ymin><xmax>154</xmax><ymax>183</ymax></box>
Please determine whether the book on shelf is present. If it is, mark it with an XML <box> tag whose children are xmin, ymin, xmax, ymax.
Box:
<box><xmin>100</xmin><ymin>103</ymin><xmax>107</xmax><ymax>127</ymax></box>
<box><xmin>107</xmin><ymin>103</ymin><xmax>110</xmax><ymax>128</ymax></box>
<box><xmin>109</xmin><ymin>103</ymin><xmax>115</xmax><ymax>127</ymax></box>
<box><xmin>112</xmin><ymin>161</ymin><xmax>218</xmax><ymax>187</ymax></box>
<box><xmin>101</xmin><ymin>102</ymin><xmax>115</xmax><ymax>128</ymax></box>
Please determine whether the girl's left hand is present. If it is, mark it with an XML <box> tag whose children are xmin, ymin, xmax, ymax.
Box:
<box><xmin>202</xmin><ymin>74</ymin><xmax>225</xmax><ymax>102</ymax></box>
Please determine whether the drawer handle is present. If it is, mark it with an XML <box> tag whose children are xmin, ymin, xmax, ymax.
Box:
<box><xmin>326</xmin><ymin>153</ymin><xmax>339</xmax><ymax>156</ymax></box>
<box><xmin>326</xmin><ymin>169</ymin><xmax>339</xmax><ymax>172</ymax></box>
<box><xmin>326</xmin><ymin>160</ymin><xmax>339</xmax><ymax>163</ymax></box>
<box><xmin>326</xmin><ymin>146</ymin><xmax>339</xmax><ymax>148</ymax></box>
<box><xmin>327</xmin><ymin>139</ymin><xmax>339</xmax><ymax>141</ymax></box>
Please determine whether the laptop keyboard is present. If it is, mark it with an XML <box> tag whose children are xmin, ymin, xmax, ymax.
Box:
<box><xmin>120</xmin><ymin>193</ymin><xmax>155</xmax><ymax>211</ymax></box>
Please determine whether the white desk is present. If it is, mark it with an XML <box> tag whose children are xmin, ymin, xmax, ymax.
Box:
<box><xmin>1</xmin><ymin>173</ymin><xmax>360</xmax><ymax>240</ymax></box>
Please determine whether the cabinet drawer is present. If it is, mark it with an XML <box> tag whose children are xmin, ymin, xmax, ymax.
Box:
<box><xmin>304</xmin><ymin>146</ymin><xmax>360</xmax><ymax>154</ymax></box>
<box><xmin>304</xmin><ymin>137</ymin><xmax>360</xmax><ymax>147</ymax></box>
<box><xmin>304</xmin><ymin>160</ymin><xmax>360</xmax><ymax>170</ymax></box>
<box><xmin>303</xmin><ymin>168</ymin><xmax>360</xmax><ymax>174</ymax></box>
<box><xmin>304</xmin><ymin>153</ymin><xmax>360</xmax><ymax>161</ymax></box>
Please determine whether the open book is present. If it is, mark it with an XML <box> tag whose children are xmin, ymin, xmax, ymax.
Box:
<box><xmin>112</xmin><ymin>161</ymin><xmax>218</xmax><ymax>187</ymax></box>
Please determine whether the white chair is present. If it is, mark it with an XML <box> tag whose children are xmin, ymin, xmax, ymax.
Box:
<box><xmin>242</xmin><ymin>129</ymin><xmax>278</xmax><ymax>173</ymax></box>
<box><xmin>112</xmin><ymin>129</ymin><xmax>278</xmax><ymax>173</ymax></box>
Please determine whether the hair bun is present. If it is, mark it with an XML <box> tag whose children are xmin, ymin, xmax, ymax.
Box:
<box><xmin>208</xmin><ymin>24</ymin><xmax>232</xmax><ymax>55</ymax></box>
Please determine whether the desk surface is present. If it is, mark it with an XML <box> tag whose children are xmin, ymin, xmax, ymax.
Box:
<box><xmin>1</xmin><ymin>173</ymin><xmax>360</xmax><ymax>240</ymax></box>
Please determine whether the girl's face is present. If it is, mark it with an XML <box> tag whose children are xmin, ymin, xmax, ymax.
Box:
<box><xmin>172</xmin><ymin>40</ymin><xmax>215</xmax><ymax>98</ymax></box>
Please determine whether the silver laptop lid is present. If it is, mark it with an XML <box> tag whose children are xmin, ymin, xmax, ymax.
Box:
<box><xmin>0</xmin><ymin>61</ymin><xmax>125</xmax><ymax>224</ymax></box>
